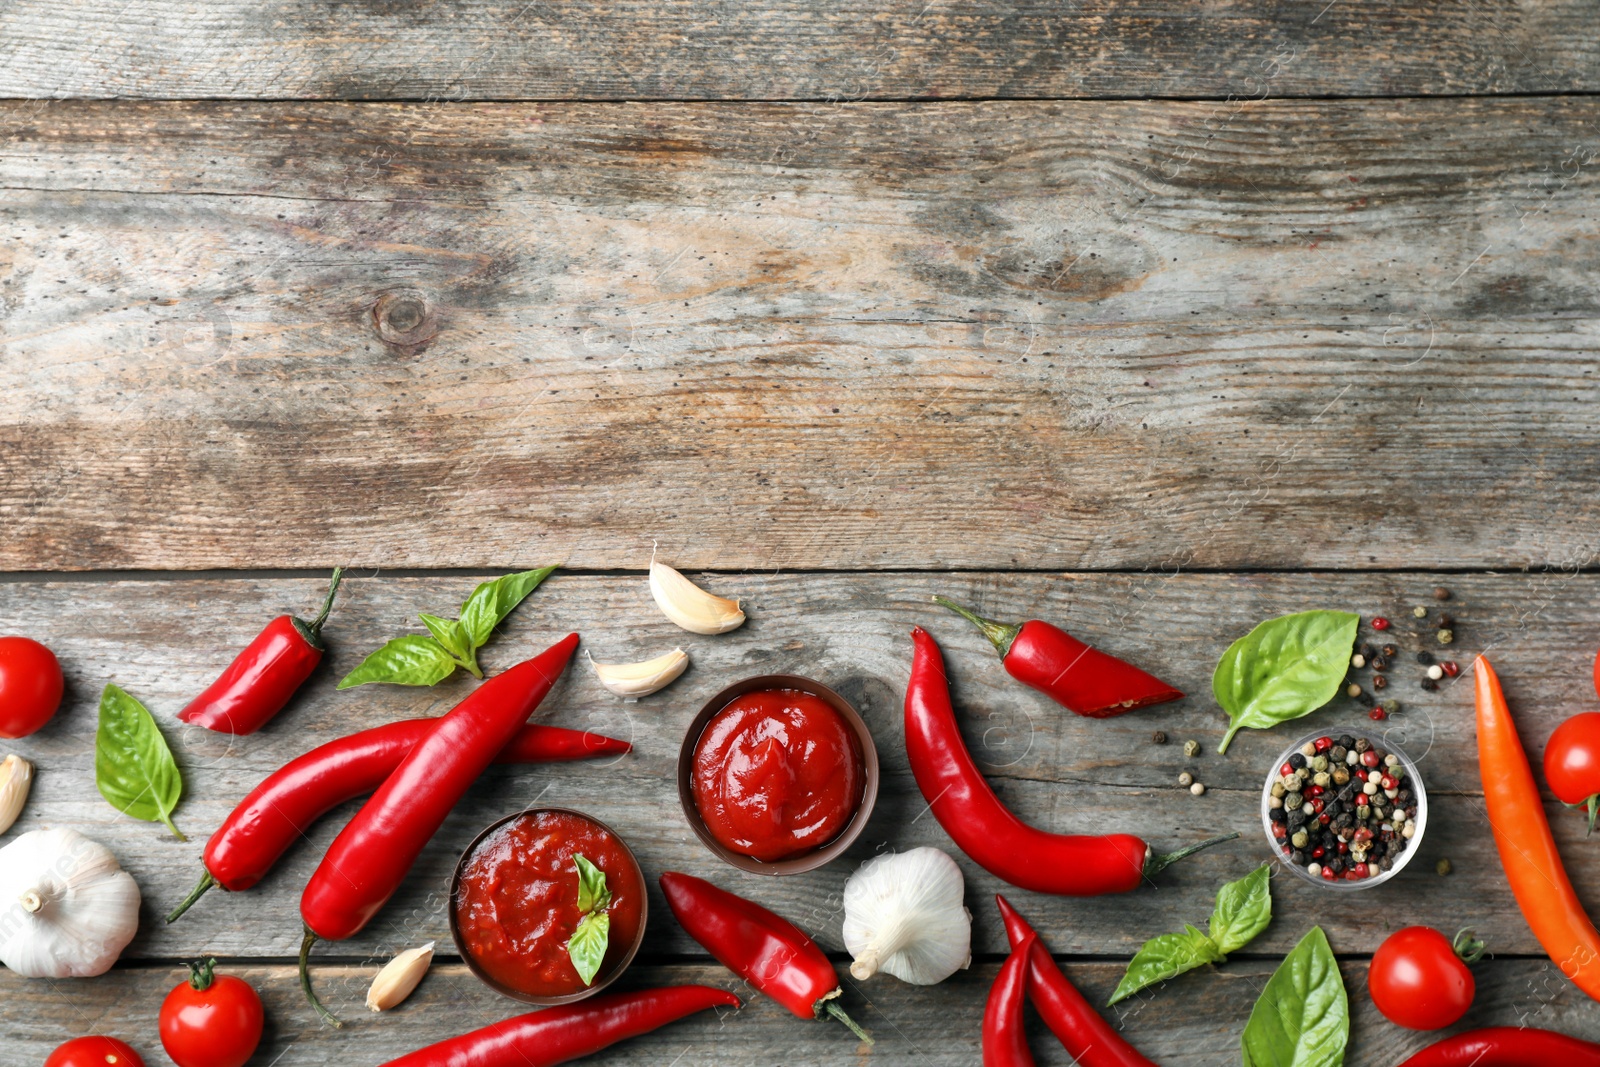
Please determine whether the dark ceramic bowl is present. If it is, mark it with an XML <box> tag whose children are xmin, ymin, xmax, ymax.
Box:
<box><xmin>448</xmin><ymin>806</ymin><xmax>648</xmax><ymax>1005</ymax></box>
<box><xmin>677</xmin><ymin>674</ymin><xmax>880</xmax><ymax>875</ymax></box>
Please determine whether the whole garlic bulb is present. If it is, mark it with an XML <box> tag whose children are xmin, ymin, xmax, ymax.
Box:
<box><xmin>0</xmin><ymin>828</ymin><xmax>141</xmax><ymax>978</ymax></box>
<box><xmin>843</xmin><ymin>846</ymin><xmax>971</xmax><ymax>985</ymax></box>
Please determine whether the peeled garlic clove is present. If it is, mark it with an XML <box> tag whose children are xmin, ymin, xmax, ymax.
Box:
<box><xmin>649</xmin><ymin>561</ymin><xmax>745</xmax><ymax>635</ymax></box>
<box><xmin>591</xmin><ymin>648</ymin><xmax>689</xmax><ymax>698</ymax></box>
<box><xmin>0</xmin><ymin>754</ymin><xmax>33</xmax><ymax>835</ymax></box>
<box><xmin>367</xmin><ymin>941</ymin><xmax>434</xmax><ymax>1012</ymax></box>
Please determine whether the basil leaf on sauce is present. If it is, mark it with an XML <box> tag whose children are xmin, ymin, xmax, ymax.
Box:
<box><xmin>1241</xmin><ymin>927</ymin><xmax>1348</xmax><ymax>1067</ymax></box>
<box><xmin>1210</xmin><ymin>865</ymin><xmax>1273</xmax><ymax>956</ymax></box>
<box><xmin>575</xmin><ymin>854</ymin><xmax>611</xmax><ymax>914</ymax></box>
<box><xmin>1108</xmin><ymin>925</ymin><xmax>1222</xmax><ymax>1005</ymax></box>
<box><xmin>1214</xmin><ymin>611</ymin><xmax>1360</xmax><ymax>753</ymax></box>
<box><xmin>336</xmin><ymin>635</ymin><xmax>459</xmax><ymax>690</ymax></box>
<box><xmin>95</xmin><ymin>684</ymin><xmax>186</xmax><ymax>840</ymax></box>
<box><xmin>568</xmin><ymin>912</ymin><xmax>611</xmax><ymax>986</ymax></box>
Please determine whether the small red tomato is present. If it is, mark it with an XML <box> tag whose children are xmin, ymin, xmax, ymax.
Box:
<box><xmin>45</xmin><ymin>1037</ymin><xmax>145</xmax><ymax>1067</ymax></box>
<box><xmin>1369</xmin><ymin>926</ymin><xmax>1482</xmax><ymax>1030</ymax></box>
<box><xmin>0</xmin><ymin>636</ymin><xmax>63</xmax><ymax>739</ymax></box>
<box><xmin>159</xmin><ymin>960</ymin><xmax>263</xmax><ymax>1067</ymax></box>
<box><xmin>1545</xmin><ymin>711</ymin><xmax>1600</xmax><ymax>834</ymax></box>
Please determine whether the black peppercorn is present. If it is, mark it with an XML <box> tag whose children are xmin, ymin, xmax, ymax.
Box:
<box><xmin>1381</xmin><ymin>644</ymin><xmax>1397</xmax><ymax>658</ymax></box>
<box><xmin>1151</xmin><ymin>730</ymin><xmax>1168</xmax><ymax>744</ymax></box>
<box><xmin>1421</xmin><ymin>678</ymin><xmax>1439</xmax><ymax>692</ymax></box>
<box><xmin>1436</xmin><ymin>614</ymin><xmax>1453</xmax><ymax>628</ymax></box>
<box><xmin>1337</xmin><ymin>734</ymin><xmax>1356</xmax><ymax>750</ymax></box>
<box><xmin>1270</xmin><ymin>807</ymin><xmax>1287</xmax><ymax>823</ymax></box>
<box><xmin>1434</xmin><ymin>587</ymin><xmax>1452</xmax><ymax>601</ymax></box>
<box><xmin>1416</xmin><ymin>651</ymin><xmax>1435</xmax><ymax>665</ymax></box>
<box><xmin>1291</xmin><ymin>850</ymin><xmax>1305</xmax><ymax>865</ymax></box>
<box><xmin>1287</xmin><ymin>810</ymin><xmax>1307</xmax><ymax>830</ymax></box>
<box><xmin>1371</xmin><ymin>656</ymin><xmax>1388</xmax><ymax>672</ymax></box>
<box><xmin>1289</xmin><ymin>752</ymin><xmax>1306</xmax><ymax>769</ymax></box>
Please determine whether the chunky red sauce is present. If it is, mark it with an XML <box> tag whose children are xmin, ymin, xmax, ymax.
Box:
<box><xmin>692</xmin><ymin>688</ymin><xmax>865</xmax><ymax>862</ymax></box>
<box><xmin>453</xmin><ymin>810</ymin><xmax>644</xmax><ymax>998</ymax></box>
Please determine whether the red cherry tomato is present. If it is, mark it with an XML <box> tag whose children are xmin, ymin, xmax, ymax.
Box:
<box><xmin>44</xmin><ymin>1037</ymin><xmax>146</xmax><ymax>1067</ymax></box>
<box><xmin>0</xmin><ymin>636</ymin><xmax>63</xmax><ymax>739</ymax></box>
<box><xmin>1369</xmin><ymin>926</ymin><xmax>1479</xmax><ymax>1030</ymax></box>
<box><xmin>1545</xmin><ymin>712</ymin><xmax>1600</xmax><ymax>833</ymax></box>
<box><xmin>158</xmin><ymin>960</ymin><xmax>263</xmax><ymax>1067</ymax></box>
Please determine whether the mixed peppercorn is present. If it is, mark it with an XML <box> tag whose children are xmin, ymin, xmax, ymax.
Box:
<box><xmin>1267</xmin><ymin>734</ymin><xmax>1419</xmax><ymax>882</ymax></box>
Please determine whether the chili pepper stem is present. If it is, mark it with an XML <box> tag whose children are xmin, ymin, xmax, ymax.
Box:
<box><xmin>308</xmin><ymin>567</ymin><xmax>344</xmax><ymax>637</ymax></box>
<box><xmin>930</xmin><ymin>596</ymin><xmax>1023</xmax><ymax>659</ymax></box>
<box><xmin>821</xmin><ymin>999</ymin><xmax>874</xmax><ymax>1044</ymax></box>
<box><xmin>299</xmin><ymin>927</ymin><xmax>343</xmax><ymax>1029</ymax></box>
<box><xmin>1141</xmin><ymin>831</ymin><xmax>1241</xmax><ymax>880</ymax></box>
<box><xmin>165</xmin><ymin>871</ymin><xmax>216</xmax><ymax>924</ymax></box>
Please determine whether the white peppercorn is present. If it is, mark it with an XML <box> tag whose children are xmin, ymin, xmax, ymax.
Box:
<box><xmin>1189</xmin><ymin>781</ymin><xmax>1205</xmax><ymax>796</ymax></box>
<box><xmin>1178</xmin><ymin>772</ymin><xmax>1193</xmax><ymax>787</ymax></box>
<box><xmin>1307</xmin><ymin>862</ymin><xmax>1322</xmax><ymax>876</ymax></box>
<box><xmin>1269</xmin><ymin>795</ymin><xmax>1284</xmax><ymax>809</ymax></box>
<box><xmin>1351</xmin><ymin>653</ymin><xmax>1366</xmax><ymax>668</ymax></box>
<box><xmin>1427</xmin><ymin>664</ymin><xmax>1444</xmax><ymax>680</ymax></box>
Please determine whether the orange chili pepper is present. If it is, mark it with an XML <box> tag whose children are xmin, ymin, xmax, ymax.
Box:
<box><xmin>1476</xmin><ymin>654</ymin><xmax>1600</xmax><ymax>999</ymax></box>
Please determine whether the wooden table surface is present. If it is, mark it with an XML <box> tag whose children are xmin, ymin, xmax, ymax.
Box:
<box><xmin>3</xmin><ymin>3</ymin><xmax>1599</xmax><ymax>1064</ymax></box>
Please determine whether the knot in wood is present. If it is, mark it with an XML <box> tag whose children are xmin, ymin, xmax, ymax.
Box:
<box><xmin>372</xmin><ymin>289</ymin><xmax>437</xmax><ymax>350</ymax></box>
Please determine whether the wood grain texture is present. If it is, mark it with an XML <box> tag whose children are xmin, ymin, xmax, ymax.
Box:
<box><xmin>3</xmin><ymin>98</ymin><xmax>1599</xmax><ymax>572</ymax></box>
<box><xmin>0</xmin><ymin>1</ymin><xmax>1593</xmax><ymax>101</ymax></box>
<box><xmin>5</xmin><ymin>958</ymin><xmax>1597</xmax><ymax>1066</ymax></box>
<box><xmin>1</xmin><ymin>570</ymin><xmax>1595</xmax><ymax>967</ymax></box>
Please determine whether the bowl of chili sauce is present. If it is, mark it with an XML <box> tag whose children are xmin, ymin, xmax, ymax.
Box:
<box><xmin>677</xmin><ymin>674</ymin><xmax>879</xmax><ymax>876</ymax></box>
<box><xmin>449</xmin><ymin>807</ymin><xmax>648</xmax><ymax>1004</ymax></box>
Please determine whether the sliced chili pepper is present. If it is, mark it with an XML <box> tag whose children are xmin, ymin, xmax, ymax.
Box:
<box><xmin>995</xmin><ymin>895</ymin><xmax>1157</xmax><ymax>1067</ymax></box>
<box><xmin>1396</xmin><ymin>1026</ymin><xmax>1600</xmax><ymax>1066</ymax></box>
<box><xmin>1476</xmin><ymin>655</ymin><xmax>1600</xmax><ymax>1002</ymax></box>
<box><xmin>934</xmin><ymin>596</ymin><xmax>1182</xmax><ymax>718</ymax></box>
<box><xmin>905</xmin><ymin>627</ymin><xmax>1235</xmax><ymax>895</ymax></box>
<box><xmin>299</xmin><ymin>632</ymin><xmax>580</xmax><ymax>1026</ymax></box>
<box><xmin>165</xmin><ymin>717</ymin><xmax>627</xmax><ymax>923</ymax></box>
<box><xmin>659</xmin><ymin>871</ymin><xmax>871</xmax><ymax>1043</ymax></box>
<box><xmin>983</xmin><ymin>932</ymin><xmax>1036</xmax><ymax>1067</ymax></box>
<box><xmin>377</xmin><ymin>985</ymin><xmax>740</xmax><ymax>1067</ymax></box>
<box><xmin>178</xmin><ymin>569</ymin><xmax>344</xmax><ymax>735</ymax></box>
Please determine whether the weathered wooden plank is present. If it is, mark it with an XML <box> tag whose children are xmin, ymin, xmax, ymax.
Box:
<box><xmin>6</xmin><ymin>958</ymin><xmax>1598</xmax><ymax>1066</ymax></box>
<box><xmin>0</xmin><ymin>1</ymin><xmax>1593</xmax><ymax>101</ymax></box>
<box><xmin>0</xmin><ymin>571</ymin><xmax>1595</xmax><ymax>965</ymax></box>
<box><xmin>3</xmin><ymin>98</ymin><xmax>1598</xmax><ymax>572</ymax></box>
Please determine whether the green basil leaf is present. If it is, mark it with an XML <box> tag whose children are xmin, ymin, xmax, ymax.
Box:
<box><xmin>458</xmin><ymin>565</ymin><xmax>559</xmax><ymax>651</ymax></box>
<box><xmin>336</xmin><ymin>635</ymin><xmax>459</xmax><ymax>689</ymax></box>
<box><xmin>95</xmin><ymin>684</ymin><xmax>185</xmax><ymax>840</ymax></box>
<box><xmin>575</xmin><ymin>854</ymin><xmax>611</xmax><ymax>914</ymax></box>
<box><xmin>1241</xmin><ymin>927</ymin><xmax>1349</xmax><ymax>1067</ymax></box>
<box><xmin>1214</xmin><ymin>611</ymin><xmax>1359</xmax><ymax>753</ymax></box>
<box><xmin>418</xmin><ymin>613</ymin><xmax>470</xmax><ymax>661</ymax></box>
<box><xmin>1210</xmin><ymin>865</ymin><xmax>1273</xmax><ymax>955</ymax></box>
<box><xmin>1108</xmin><ymin>924</ymin><xmax>1222</xmax><ymax>1005</ymax></box>
<box><xmin>568</xmin><ymin>911</ymin><xmax>610</xmax><ymax>986</ymax></box>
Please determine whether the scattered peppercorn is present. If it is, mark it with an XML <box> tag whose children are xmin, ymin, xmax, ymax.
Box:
<box><xmin>1189</xmin><ymin>781</ymin><xmax>1206</xmax><ymax>796</ymax></box>
<box><xmin>1412</xmin><ymin>606</ymin><xmax>1428</xmax><ymax>618</ymax></box>
<box><xmin>1183</xmin><ymin>739</ymin><xmax>1201</xmax><ymax>758</ymax></box>
<box><xmin>1178</xmin><ymin>772</ymin><xmax>1193</xmax><ymax>787</ymax></box>
<box><xmin>1437</xmin><ymin>629</ymin><xmax>1454</xmax><ymax>645</ymax></box>
<box><xmin>1380</xmin><ymin>699</ymin><xmax>1400</xmax><ymax>716</ymax></box>
<box><xmin>1421</xmin><ymin>677</ymin><xmax>1439</xmax><ymax>692</ymax></box>
<box><xmin>1151</xmin><ymin>730</ymin><xmax>1168</xmax><ymax>744</ymax></box>
<box><xmin>1436</xmin><ymin>613</ymin><xmax>1454</xmax><ymax>628</ymax></box>
<box><xmin>1360</xmin><ymin>643</ymin><xmax>1377</xmax><ymax>660</ymax></box>
<box><xmin>1347</xmin><ymin>683</ymin><xmax>1365</xmax><ymax>699</ymax></box>
<box><xmin>1416</xmin><ymin>651</ymin><xmax>1435</xmax><ymax>665</ymax></box>
<box><xmin>1441</xmin><ymin>661</ymin><xmax>1460</xmax><ymax>678</ymax></box>
<box><xmin>1371</xmin><ymin>657</ymin><xmax>1389</xmax><ymax>672</ymax></box>
<box><xmin>1372</xmin><ymin>617</ymin><xmax>1391</xmax><ymax>631</ymax></box>
<box><xmin>1434</xmin><ymin>587</ymin><xmax>1452</xmax><ymax>601</ymax></box>
<box><xmin>1373</xmin><ymin>675</ymin><xmax>1388</xmax><ymax>690</ymax></box>
<box><xmin>1436</xmin><ymin>858</ymin><xmax>1452</xmax><ymax>876</ymax></box>
<box><xmin>1381</xmin><ymin>644</ymin><xmax>1397</xmax><ymax>659</ymax></box>
<box><xmin>1426</xmin><ymin>665</ymin><xmax>1444</xmax><ymax>680</ymax></box>
<box><xmin>1351</xmin><ymin>653</ymin><xmax>1367</xmax><ymax>668</ymax></box>
<box><xmin>1370</xmin><ymin>707</ymin><xmax>1387</xmax><ymax>720</ymax></box>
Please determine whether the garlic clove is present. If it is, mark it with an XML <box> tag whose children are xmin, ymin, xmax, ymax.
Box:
<box><xmin>366</xmin><ymin>941</ymin><xmax>435</xmax><ymax>1012</ymax></box>
<box><xmin>590</xmin><ymin>648</ymin><xmax>690</xmax><ymax>698</ymax></box>
<box><xmin>649</xmin><ymin>561</ymin><xmax>746</xmax><ymax>635</ymax></box>
<box><xmin>0</xmin><ymin>754</ymin><xmax>33</xmax><ymax>836</ymax></box>
<box><xmin>842</xmin><ymin>847</ymin><xmax>971</xmax><ymax>986</ymax></box>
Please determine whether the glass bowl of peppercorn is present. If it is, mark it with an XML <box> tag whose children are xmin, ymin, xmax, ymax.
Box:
<box><xmin>1261</xmin><ymin>727</ymin><xmax>1428</xmax><ymax>890</ymax></box>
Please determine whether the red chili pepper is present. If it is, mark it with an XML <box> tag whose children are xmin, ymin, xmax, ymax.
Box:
<box><xmin>933</xmin><ymin>596</ymin><xmax>1181</xmax><ymax>717</ymax></box>
<box><xmin>377</xmin><ymin>985</ymin><xmax>740</xmax><ymax>1067</ymax></box>
<box><xmin>905</xmin><ymin>627</ymin><xmax>1235</xmax><ymax>895</ymax></box>
<box><xmin>983</xmin><ymin>932</ymin><xmax>1036</xmax><ymax>1067</ymax></box>
<box><xmin>299</xmin><ymin>632</ymin><xmax>580</xmax><ymax>1025</ymax></box>
<box><xmin>659</xmin><ymin>871</ymin><xmax>871</xmax><ymax>1043</ymax></box>
<box><xmin>178</xmin><ymin>569</ymin><xmax>344</xmax><ymax>735</ymax></box>
<box><xmin>165</xmin><ymin>717</ymin><xmax>627</xmax><ymax>923</ymax></box>
<box><xmin>996</xmin><ymin>895</ymin><xmax>1158</xmax><ymax>1067</ymax></box>
<box><xmin>1395</xmin><ymin>1027</ymin><xmax>1600</xmax><ymax>1066</ymax></box>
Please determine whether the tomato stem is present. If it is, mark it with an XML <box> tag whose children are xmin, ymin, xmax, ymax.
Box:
<box><xmin>165</xmin><ymin>871</ymin><xmax>216</xmax><ymax>924</ymax></box>
<box><xmin>299</xmin><ymin>928</ymin><xmax>343</xmax><ymax>1029</ymax></box>
<box><xmin>1454</xmin><ymin>927</ymin><xmax>1488</xmax><ymax>965</ymax></box>
<box><xmin>1588</xmin><ymin>795</ymin><xmax>1598</xmax><ymax>838</ymax></box>
<box><xmin>187</xmin><ymin>956</ymin><xmax>217</xmax><ymax>991</ymax></box>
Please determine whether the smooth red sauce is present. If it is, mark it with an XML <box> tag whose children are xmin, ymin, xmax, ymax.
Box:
<box><xmin>691</xmin><ymin>688</ymin><xmax>865</xmax><ymax>862</ymax></box>
<box><xmin>453</xmin><ymin>810</ymin><xmax>644</xmax><ymax>998</ymax></box>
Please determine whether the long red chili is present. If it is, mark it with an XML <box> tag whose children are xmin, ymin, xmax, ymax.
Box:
<box><xmin>1395</xmin><ymin>1027</ymin><xmax>1600</xmax><ymax>1066</ymax></box>
<box><xmin>377</xmin><ymin>985</ymin><xmax>740</xmax><ymax>1067</ymax></box>
<box><xmin>996</xmin><ymin>894</ymin><xmax>1157</xmax><ymax>1067</ymax></box>
<box><xmin>659</xmin><ymin>871</ymin><xmax>871</xmax><ymax>1043</ymax></box>
<box><xmin>934</xmin><ymin>596</ymin><xmax>1182</xmax><ymax>718</ymax></box>
<box><xmin>178</xmin><ymin>568</ymin><xmax>344</xmax><ymax>735</ymax></box>
<box><xmin>299</xmin><ymin>632</ymin><xmax>579</xmax><ymax>1025</ymax></box>
<box><xmin>905</xmin><ymin>627</ymin><xmax>1234</xmax><ymax>895</ymax></box>
<box><xmin>983</xmin><ymin>932</ymin><xmax>1036</xmax><ymax>1067</ymax></box>
<box><xmin>165</xmin><ymin>718</ymin><xmax>628</xmax><ymax>923</ymax></box>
